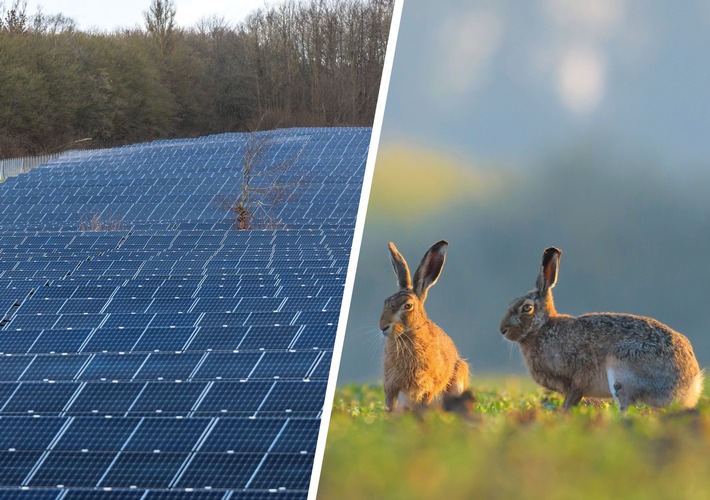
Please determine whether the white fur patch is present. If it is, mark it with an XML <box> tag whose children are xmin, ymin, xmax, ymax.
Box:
<box><xmin>606</xmin><ymin>367</ymin><xmax>620</xmax><ymax>405</ymax></box>
<box><xmin>454</xmin><ymin>380</ymin><xmax>465</xmax><ymax>396</ymax></box>
<box><xmin>696</xmin><ymin>370</ymin><xmax>705</xmax><ymax>395</ymax></box>
<box><xmin>686</xmin><ymin>370</ymin><xmax>705</xmax><ymax>408</ymax></box>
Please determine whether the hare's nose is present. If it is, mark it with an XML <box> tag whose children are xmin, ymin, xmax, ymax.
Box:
<box><xmin>381</xmin><ymin>325</ymin><xmax>391</xmax><ymax>337</ymax></box>
<box><xmin>499</xmin><ymin>317</ymin><xmax>510</xmax><ymax>335</ymax></box>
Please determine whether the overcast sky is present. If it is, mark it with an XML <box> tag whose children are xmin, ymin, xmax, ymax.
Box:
<box><xmin>380</xmin><ymin>0</ymin><xmax>710</xmax><ymax>168</ymax></box>
<box><xmin>22</xmin><ymin>0</ymin><xmax>273</xmax><ymax>31</ymax></box>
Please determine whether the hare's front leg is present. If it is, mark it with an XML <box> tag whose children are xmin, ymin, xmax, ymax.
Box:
<box><xmin>385</xmin><ymin>385</ymin><xmax>400</xmax><ymax>412</ymax></box>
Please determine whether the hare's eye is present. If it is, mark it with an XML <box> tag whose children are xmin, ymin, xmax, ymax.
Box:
<box><xmin>521</xmin><ymin>303</ymin><xmax>534</xmax><ymax>313</ymax></box>
<box><xmin>403</xmin><ymin>303</ymin><xmax>413</xmax><ymax>310</ymax></box>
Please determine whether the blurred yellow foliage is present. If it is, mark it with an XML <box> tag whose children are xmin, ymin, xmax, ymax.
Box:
<box><xmin>320</xmin><ymin>380</ymin><xmax>710</xmax><ymax>500</ymax></box>
<box><xmin>367</xmin><ymin>142</ymin><xmax>503</xmax><ymax>222</ymax></box>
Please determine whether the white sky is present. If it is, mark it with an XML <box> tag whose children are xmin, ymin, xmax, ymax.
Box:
<box><xmin>22</xmin><ymin>0</ymin><xmax>276</xmax><ymax>31</ymax></box>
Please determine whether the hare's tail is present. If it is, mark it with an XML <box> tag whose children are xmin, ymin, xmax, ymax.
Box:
<box><xmin>681</xmin><ymin>370</ymin><xmax>705</xmax><ymax>408</ymax></box>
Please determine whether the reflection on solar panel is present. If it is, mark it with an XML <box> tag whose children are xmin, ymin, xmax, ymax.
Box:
<box><xmin>0</xmin><ymin>128</ymin><xmax>370</xmax><ymax>497</ymax></box>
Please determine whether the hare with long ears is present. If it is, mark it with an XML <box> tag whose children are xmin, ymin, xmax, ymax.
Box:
<box><xmin>500</xmin><ymin>247</ymin><xmax>704</xmax><ymax>411</ymax></box>
<box><xmin>380</xmin><ymin>240</ymin><xmax>470</xmax><ymax>412</ymax></box>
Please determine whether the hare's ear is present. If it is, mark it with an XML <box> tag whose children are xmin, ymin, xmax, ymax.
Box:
<box><xmin>388</xmin><ymin>242</ymin><xmax>412</xmax><ymax>290</ymax></box>
<box><xmin>413</xmin><ymin>240</ymin><xmax>448</xmax><ymax>302</ymax></box>
<box><xmin>536</xmin><ymin>247</ymin><xmax>561</xmax><ymax>293</ymax></box>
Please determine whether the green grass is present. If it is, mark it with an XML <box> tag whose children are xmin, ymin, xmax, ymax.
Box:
<box><xmin>318</xmin><ymin>378</ymin><xmax>710</xmax><ymax>499</ymax></box>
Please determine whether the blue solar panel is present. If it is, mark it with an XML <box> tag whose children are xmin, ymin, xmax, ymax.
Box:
<box><xmin>29</xmin><ymin>451</ymin><xmax>118</xmax><ymax>487</ymax></box>
<box><xmin>0</xmin><ymin>451</ymin><xmax>44</xmax><ymax>486</ymax></box>
<box><xmin>68</xmin><ymin>383</ymin><xmax>144</xmax><ymax>414</ymax></box>
<box><xmin>174</xmin><ymin>453</ymin><xmax>262</xmax><ymax>489</ymax></box>
<box><xmin>80</xmin><ymin>354</ymin><xmax>149</xmax><ymax>380</ymax></box>
<box><xmin>82</xmin><ymin>328</ymin><xmax>145</xmax><ymax>352</ymax></box>
<box><xmin>29</xmin><ymin>330</ymin><xmax>91</xmax><ymax>353</ymax></box>
<box><xmin>3</xmin><ymin>382</ymin><xmax>79</xmax><ymax>414</ymax></box>
<box><xmin>0</xmin><ymin>416</ymin><xmax>66</xmax><ymax>449</ymax></box>
<box><xmin>200</xmin><ymin>418</ymin><xmax>284</xmax><ymax>452</ymax></box>
<box><xmin>0</xmin><ymin>127</ymin><xmax>370</xmax><ymax>496</ymax></box>
<box><xmin>131</xmin><ymin>383</ymin><xmax>209</xmax><ymax>415</ymax></box>
<box><xmin>123</xmin><ymin>419</ymin><xmax>210</xmax><ymax>452</ymax></box>
<box><xmin>195</xmin><ymin>381</ymin><xmax>273</xmax><ymax>414</ymax></box>
<box><xmin>54</xmin><ymin>417</ymin><xmax>141</xmax><ymax>450</ymax></box>
<box><xmin>21</xmin><ymin>355</ymin><xmax>89</xmax><ymax>381</ymax></box>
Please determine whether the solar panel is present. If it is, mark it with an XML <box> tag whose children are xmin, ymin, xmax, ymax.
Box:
<box><xmin>0</xmin><ymin>128</ymin><xmax>369</xmax><ymax>496</ymax></box>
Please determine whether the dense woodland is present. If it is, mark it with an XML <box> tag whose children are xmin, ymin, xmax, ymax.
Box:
<box><xmin>0</xmin><ymin>0</ymin><xmax>393</xmax><ymax>159</ymax></box>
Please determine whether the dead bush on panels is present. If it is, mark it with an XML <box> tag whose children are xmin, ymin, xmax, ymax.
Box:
<box><xmin>214</xmin><ymin>130</ymin><xmax>301</xmax><ymax>230</ymax></box>
<box><xmin>79</xmin><ymin>210</ymin><xmax>125</xmax><ymax>231</ymax></box>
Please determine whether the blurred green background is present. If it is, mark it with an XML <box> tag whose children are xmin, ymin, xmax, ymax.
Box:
<box><xmin>339</xmin><ymin>0</ymin><xmax>710</xmax><ymax>383</ymax></box>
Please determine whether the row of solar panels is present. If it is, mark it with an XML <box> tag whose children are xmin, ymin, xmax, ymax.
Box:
<box><xmin>0</xmin><ymin>416</ymin><xmax>317</xmax><ymax>489</ymax></box>
<box><xmin>0</xmin><ymin>378</ymin><xmax>327</xmax><ymax>415</ymax></box>
<box><xmin>2</xmin><ymin>279</ymin><xmax>342</xmax><ymax>296</ymax></box>
<box><xmin>0</xmin><ymin>129</ymin><xmax>369</xmax><ymax>232</ymax></box>
<box><xmin>0</xmin><ymin>128</ymin><xmax>370</xmax><ymax>496</ymax></box>
<box><xmin>0</xmin><ymin>211</ymin><xmax>359</xmax><ymax>231</ymax></box>
<box><xmin>0</xmin><ymin>221</ymin><xmax>355</xmax><ymax>233</ymax></box>
<box><xmin>0</xmin><ymin>326</ymin><xmax>336</xmax><ymax>354</ymax></box>
<box><xmin>0</xmin><ymin>416</ymin><xmax>317</xmax><ymax>453</ymax></box>
<box><xmin>0</xmin><ymin>228</ymin><xmax>348</xmax><ymax>243</ymax></box>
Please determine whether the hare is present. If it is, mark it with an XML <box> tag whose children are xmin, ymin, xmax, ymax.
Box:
<box><xmin>380</xmin><ymin>240</ymin><xmax>469</xmax><ymax>412</ymax></box>
<box><xmin>500</xmin><ymin>246</ymin><xmax>704</xmax><ymax>411</ymax></box>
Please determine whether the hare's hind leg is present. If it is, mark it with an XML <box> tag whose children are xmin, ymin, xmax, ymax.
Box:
<box><xmin>447</xmin><ymin>359</ymin><xmax>470</xmax><ymax>396</ymax></box>
<box><xmin>606</xmin><ymin>359</ymin><xmax>648</xmax><ymax>410</ymax></box>
<box><xmin>607</xmin><ymin>360</ymin><xmax>675</xmax><ymax>410</ymax></box>
<box><xmin>607</xmin><ymin>366</ymin><xmax>633</xmax><ymax>411</ymax></box>
<box><xmin>632</xmin><ymin>369</ymin><xmax>703</xmax><ymax>409</ymax></box>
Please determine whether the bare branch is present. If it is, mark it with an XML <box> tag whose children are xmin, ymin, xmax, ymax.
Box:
<box><xmin>79</xmin><ymin>210</ymin><xmax>125</xmax><ymax>231</ymax></box>
<box><xmin>213</xmin><ymin>130</ymin><xmax>304</xmax><ymax>230</ymax></box>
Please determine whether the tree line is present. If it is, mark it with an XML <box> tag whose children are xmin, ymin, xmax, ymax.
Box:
<box><xmin>0</xmin><ymin>0</ymin><xmax>393</xmax><ymax>159</ymax></box>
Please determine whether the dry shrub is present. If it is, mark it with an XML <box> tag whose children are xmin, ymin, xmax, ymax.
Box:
<box><xmin>79</xmin><ymin>210</ymin><xmax>125</xmax><ymax>231</ymax></box>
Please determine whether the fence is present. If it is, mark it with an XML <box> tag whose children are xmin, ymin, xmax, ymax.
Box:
<box><xmin>0</xmin><ymin>154</ymin><xmax>63</xmax><ymax>182</ymax></box>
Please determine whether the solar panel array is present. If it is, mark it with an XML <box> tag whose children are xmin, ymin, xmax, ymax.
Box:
<box><xmin>0</xmin><ymin>128</ymin><xmax>370</xmax><ymax>498</ymax></box>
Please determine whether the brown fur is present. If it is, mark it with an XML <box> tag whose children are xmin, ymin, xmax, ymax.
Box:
<box><xmin>500</xmin><ymin>247</ymin><xmax>703</xmax><ymax>410</ymax></box>
<box><xmin>380</xmin><ymin>241</ymin><xmax>470</xmax><ymax>412</ymax></box>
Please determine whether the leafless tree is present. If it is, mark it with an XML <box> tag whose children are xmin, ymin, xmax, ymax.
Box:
<box><xmin>144</xmin><ymin>0</ymin><xmax>176</xmax><ymax>56</ymax></box>
<box><xmin>215</xmin><ymin>126</ymin><xmax>302</xmax><ymax>230</ymax></box>
<box><xmin>1</xmin><ymin>0</ymin><xmax>28</xmax><ymax>33</ymax></box>
<box><xmin>31</xmin><ymin>8</ymin><xmax>76</xmax><ymax>34</ymax></box>
<box><xmin>79</xmin><ymin>210</ymin><xmax>125</xmax><ymax>231</ymax></box>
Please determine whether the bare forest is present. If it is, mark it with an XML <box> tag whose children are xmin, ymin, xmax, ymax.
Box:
<box><xmin>0</xmin><ymin>0</ymin><xmax>393</xmax><ymax>158</ymax></box>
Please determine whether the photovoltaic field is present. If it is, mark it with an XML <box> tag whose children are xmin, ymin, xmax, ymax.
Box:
<box><xmin>0</xmin><ymin>128</ymin><xmax>371</xmax><ymax>498</ymax></box>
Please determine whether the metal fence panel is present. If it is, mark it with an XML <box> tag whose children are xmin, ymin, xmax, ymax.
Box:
<box><xmin>0</xmin><ymin>154</ymin><xmax>63</xmax><ymax>181</ymax></box>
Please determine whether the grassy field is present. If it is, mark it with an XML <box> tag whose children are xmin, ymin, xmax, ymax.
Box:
<box><xmin>318</xmin><ymin>377</ymin><xmax>710</xmax><ymax>499</ymax></box>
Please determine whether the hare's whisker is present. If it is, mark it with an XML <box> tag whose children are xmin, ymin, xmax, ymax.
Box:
<box><xmin>399</xmin><ymin>331</ymin><xmax>415</xmax><ymax>359</ymax></box>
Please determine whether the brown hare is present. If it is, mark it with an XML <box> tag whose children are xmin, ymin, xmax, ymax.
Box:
<box><xmin>500</xmin><ymin>246</ymin><xmax>704</xmax><ymax>411</ymax></box>
<box><xmin>380</xmin><ymin>240</ymin><xmax>469</xmax><ymax>412</ymax></box>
